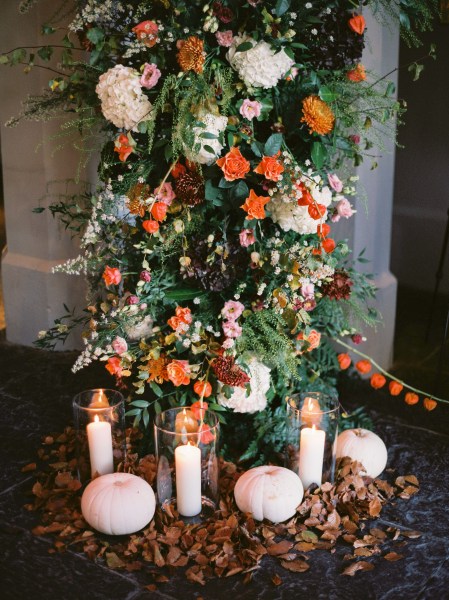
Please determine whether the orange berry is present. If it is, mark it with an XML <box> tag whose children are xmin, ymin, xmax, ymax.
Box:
<box><xmin>404</xmin><ymin>392</ymin><xmax>419</xmax><ymax>405</ymax></box>
<box><xmin>355</xmin><ymin>359</ymin><xmax>372</xmax><ymax>374</ymax></box>
<box><xmin>193</xmin><ymin>380</ymin><xmax>212</xmax><ymax>398</ymax></box>
<box><xmin>337</xmin><ymin>353</ymin><xmax>351</xmax><ymax>370</ymax></box>
<box><xmin>423</xmin><ymin>397</ymin><xmax>437</xmax><ymax>411</ymax></box>
<box><xmin>142</xmin><ymin>219</ymin><xmax>159</xmax><ymax>234</ymax></box>
<box><xmin>370</xmin><ymin>373</ymin><xmax>386</xmax><ymax>389</ymax></box>
<box><xmin>389</xmin><ymin>381</ymin><xmax>403</xmax><ymax>396</ymax></box>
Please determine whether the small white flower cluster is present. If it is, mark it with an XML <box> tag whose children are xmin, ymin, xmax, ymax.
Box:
<box><xmin>122</xmin><ymin>39</ymin><xmax>148</xmax><ymax>58</ymax></box>
<box><xmin>217</xmin><ymin>356</ymin><xmax>271</xmax><ymax>413</ymax></box>
<box><xmin>69</xmin><ymin>0</ymin><xmax>125</xmax><ymax>32</ymax></box>
<box><xmin>227</xmin><ymin>36</ymin><xmax>294</xmax><ymax>89</ymax></box>
<box><xmin>52</xmin><ymin>253</ymin><xmax>92</xmax><ymax>276</ymax></box>
<box><xmin>96</xmin><ymin>65</ymin><xmax>153</xmax><ymax>131</ymax></box>
<box><xmin>183</xmin><ymin>109</ymin><xmax>228</xmax><ymax>165</ymax></box>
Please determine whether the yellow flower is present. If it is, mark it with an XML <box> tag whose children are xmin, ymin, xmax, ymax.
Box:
<box><xmin>301</xmin><ymin>95</ymin><xmax>335</xmax><ymax>136</ymax></box>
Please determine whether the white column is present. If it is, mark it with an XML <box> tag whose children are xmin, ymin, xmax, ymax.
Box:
<box><xmin>333</xmin><ymin>11</ymin><xmax>399</xmax><ymax>369</ymax></box>
<box><xmin>0</xmin><ymin>3</ymin><xmax>86</xmax><ymax>348</ymax></box>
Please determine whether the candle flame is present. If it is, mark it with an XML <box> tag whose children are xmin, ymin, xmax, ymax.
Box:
<box><xmin>308</xmin><ymin>398</ymin><xmax>314</xmax><ymax>411</ymax></box>
<box><xmin>94</xmin><ymin>414</ymin><xmax>100</xmax><ymax>423</ymax></box>
<box><xmin>312</xmin><ymin>424</ymin><xmax>316</xmax><ymax>431</ymax></box>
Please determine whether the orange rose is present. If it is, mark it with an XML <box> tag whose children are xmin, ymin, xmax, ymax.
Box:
<box><xmin>167</xmin><ymin>316</ymin><xmax>182</xmax><ymax>330</ymax></box>
<box><xmin>349</xmin><ymin>14</ymin><xmax>366</xmax><ymax>35</ymax></box>
<box><xmin>404</xmin><ymin>392</ymin><xmax>419</xmax><ymax>405</ymax></box>
<box><xmin>355</xmin><ymin>359</ymin><xmax>372</xmax><ymax>374</ymax></box>
<box><xmin>114</xmin><ymin>134</ymin><xmax>133</xmax><ymax>162</ymax></box>
<box><xmin>132</xmin><ymin>20</ymin><xmax>159</xmax><ymax>47</ymax></box>
<box><xmin>143</xmin><ymin>219</ymin><xmax>160</xmax><ymax>234</ymax></box>
<box><xmin>338</xmin><ymin>353</ymin><xmax>351</xmax><ymax>370</ymax></box>
<box><xmin>307</xmin><ymin>329</ymin><xmax>321</xmax><ymax>351</ymax></box>
<box><xmin>216</xmin><ymin>147</ymin><xmax>251</xmax><ymax>181</ymax></box>
<box><xmin>105</xmin><ymin>356</ymin><xmax>122</xmax><ymax>377</ymax></box>
<box><xmin>254</xmin><ymin>152</ymin><xmax>284</xmax><ymax>182</ymax></box>
<box><xmin>347</xmin><ymin>64</ymin><xmax>366</xmax><ymax>82</ymax></box>
<box><xmin>191</xmin><ymin>399</ymin><xmax>209</xmax><ymax>419</ymax></box>
<box><xmin>423</xmin><ymin>397</ymin><xmax>437</xmax><ymax>411</ymax></box>
<box><xmin>103</xmin><ymin>266</ymin><xmax>122</xmax><ymax>287</ymax></box>
<box><xmin>322</xmin><ymin>238</ymin><xmax>336</xmax><ymax>254</ymax></box>
<box><xmin>389</xmin><ymin>381</ymin><xmax>403</xmax><ymax>396</ymax></box>
<box><xmin>175</xmin><ymin>306</ymin><xmax>192</xmax><ymax>324</ymax></box>
<box><xmin>193</xmin><ymin>380</ymin><xmax>212</xmax><ymax>398</ymax></box>
<box><xmin>167</xmin><ymin>360</ymin><xmax>191</xmax><ymax>386</ymax></box>
<box><xmin>151</xmin><ymin>201</ymin><xmax>168</xmax><ymax>222</ymax></box>
<box><xmin>370</xmin><ymin>373</ymin><xmax>386</xmax><ymax>389</ymax></box>
<box><xmin>241</xmin><ymin>189</ymin><xmax>270</xmax><ymax>220</ymax></box>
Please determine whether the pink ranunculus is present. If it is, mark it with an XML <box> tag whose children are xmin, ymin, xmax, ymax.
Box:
<box><xmin>127</xmin><ymin>295</ymin><xmax>139</xmax><ymax>305</ymax></box>
<box><xmin>112</xmin><ymin>336</ymin><xmax>128</xmax><ymax>355</ymax></box>
<box><xmin>154</xmin><ymin>181</ymin><xmax>176</xmax><ymax>205</ymax></box>
<box><xmin>239</xmin><ymin>228</ymin><xmax>256</xmax><ymax>247</ymax></box>
<box><xmin>328</xmin><ymin>173</ymin><xmax>343</xmax><ymax>193</ymax></box>
<box><xmin>239</xmin><ymin>99</ymin><xmax>262</xmax><ymax>120</ymax></box>
<box><xmin>350</xmin><ymin>134</ymin><xmax>361</xmax><ymax>144</ymax></box>
<box><xmin>222</xmin><ymin>319</ymin><xmax>243</xmax><ymax>339</ymax></box>
<box><xmin>335</xmin><ymin>197</ymin><xmax>355</xmax><ymax>220</ymax></box>
<box><xmin>301</xmin><ymin>282</ymin><xmax>315</xmax><ymax>300</ymax></box>
<box><xmin>215</xmin><ymin>30</ymin><xmax>234</xmax><ymax>47</ymax></box>
<box><xmin>140</xmin><ymin>62</ymin><xmax>161</xmax><ymax>89</ymax></box>
<box><xmin>222</xmin><ymin>300</ymin><xmax>245</xmax><ymax>321</ymax></box>
<box><xmin>139</xmin><ymin>270</ymin><xmax>152</xmax><ymax>282</ymax></box>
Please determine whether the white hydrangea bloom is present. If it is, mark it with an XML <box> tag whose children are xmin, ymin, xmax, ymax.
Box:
<box><xmin>227</xmin><ymin>35</ymin><xmax>294</xmax><ymax>89</ymax></box>
<box><xmin>217</xmin><ymin>356</ymin><xmax>271</xmax><ymax>414</ymax></box>
<box><xmin>96</xmin><ymin>65</ymin><xmax>152</xmax><ymax>131</ymax></box>
<box><xmin>125</xmin><ymin>315</ymin><xmax>154</xmax><ymax>340</ymax></box>
<box><xmin>184</xmin><ymin>110</ymin><xmax>228</xmax><ymax>165</ymax></box>
<box><xmin>268</xmin><ymin>198</ymin><xmax>326</xmax><ymax>234</ymax></box>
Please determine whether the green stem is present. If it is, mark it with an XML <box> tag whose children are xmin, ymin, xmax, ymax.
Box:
<box><xmin>335</xmin><ymin>337</ymin><xmax>449</xmax><ymax>406</ymax></box>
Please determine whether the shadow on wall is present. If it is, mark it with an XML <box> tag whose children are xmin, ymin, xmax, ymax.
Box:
<box><xmin>0</xmin><ymin>136</ymin><xmax>6</xmax><ymax>331</ymax></box>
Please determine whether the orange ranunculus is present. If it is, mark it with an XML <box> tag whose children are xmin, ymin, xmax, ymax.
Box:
<box><xmin>151</xmin><ymin>201</ymin><xmax>168</xmax><ymax>222</ymax></box>
<box><xmin>132</xmin><ymin>20</ymin><xmax>159</xmax><ymax>47</ymax></box>
<box><xmin>216</xmin><ymin>147</ymin><xmax>251</xmax><ymax>181</ymax></box>
<box><xmin>254</xmin><ymin>152</ymin><xmax>284</xmax><ymax>182</ymax></box>
<box><xmin>338</xmin><ymin>353</ymin><xmax>351</xmax><ymax>370</ymax></box>
<box><xmin>317</xmin><ymin>223</ymin><xmax>331</xmax><ymax>238</ymax></box>
<box><xmin>423</xmin><ymin>397</ymin><xmax>437</xmax><ymax>411</ymax></box>
<box><xmin>405</xmin><ymin>392</ymin><xmax>419</xmax><ymax>405</ymax></box>
<box><xmin>370</xmin><ymin>373</ymin><xmax>386</xmax><ymax>389</ymax></box>
<box><xmin>167</xmin><ymin>360</ymin><xmax>191</xmax><ymax>386</ymax></box>
<box><xmin>356</xmin><ymin>359</ymin><xmax>372</xmax><ymax>374</ymax></box>
<box><xmin>103</xmin><ymin>266</ymin><xmax>122</xmax><ymax>286</ymax></box>
<box><xmin>347</xmin><ymin>64</ymin><xmax>366</xmax><ymax>82</ymax></box>
<box><xmin>193</xmin><ymin>380</ymin><xmax>212</xmax><ymax>398</ymax></box>
<box><xmin>105</xmin><ymin>356</ymin><xmax>122</xmax><ymax>377</ymax></box>
<box><xmin>349</xmin><ymin>14</ymin><xmax>366</xmax><ymax>35</ymax></box>
<box><xmin>308</xmin><ymin>203</ymin><xmax>327</xmax><ymax>220</ymax></box>
<box><xmin>191</xmin><ymin>400</ymin><xmax>209</xmax><ymax>421</ymax></box>
<box><xmin>389</xmin><ymin>381</ymin><xmax>403</xmax><ymax>396</ymax></box>
<box><xmin>167</xmin><ymin>316</ymin><xmax>182</xmax><ymax>330</ymax></box>
<box><xmin>142</xmin><ymin>219</ymin><xmax>160</xmax><ymax>234</ymax></box>
<box><xmin>114</xmin><ymin>134</ymin><xmax>133</xmax><ymax>162</ymax></box>
<box><xmin>322</xmin><ymin>238</ymin><xmax>336</xmax><ymax>254</ymax></box>
<box><xmin>241</xmin><ymin>189</ymin><xmax>270</xmax><ymax>220</ymax></box>
<box><xmin>175</xmin><ymin>306</ymin><xmax>192</xmax><ymax>324</ymax></box>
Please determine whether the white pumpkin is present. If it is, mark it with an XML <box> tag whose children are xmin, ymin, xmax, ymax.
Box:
<box><xmin>336</xmin><ymin>428</ymin><xmax>388</xmax><ymax>478</ymax></box>
<box><xmin>81</xmin><ymin>473</ymin><xmax>156</xmax><ymax>535</ymax></box>
<box><xmin>234</xmin><ymin>466</ymin><xmax>303</xmax><ymax>523</ymax></box>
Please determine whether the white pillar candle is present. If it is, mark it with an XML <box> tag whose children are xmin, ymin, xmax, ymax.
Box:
<box><xmin>87</xmin><ymin>415</ymin><xmax>114</xmax><ymax>478</ymax></box>
<box><xmin>298</xmin><ymin>425</ymin><xmax>325</xmax><ymax>489</ymax></box>
<box><xmin>175</xmin><ymin>442</ymin><xmax>202</xmax><ymax>517</ymax></box>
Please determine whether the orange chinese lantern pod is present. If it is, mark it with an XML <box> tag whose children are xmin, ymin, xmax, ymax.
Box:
<box><xmin>404</xmin><ymin>392</ymin><xmax>419</xmax><ymax>406</ymax></box>
<box><xmin>423</xmin><ymin>397</ymin><xmax>437</xmax><ymax>411</ymax></box>
<box><xmin>322</xmin><ymin>238</ymin><xmax>336</xmax><ymax>254</ymax></box>
<box><xmin>370</xmin><ymin>373</ymin><xmax>386</xmax><ymax>389</ymax></box>
<box><xmin>142</xmin><ymin>219</ymin><xmax>160</xmax><ymax>234</ymax></box>
<box><xmin>193</xmin><ymin>380</ymin><xmax>212</xmax><ymax>398</ymax></box>
<box><xmin>337</xmin><ymin>353</ymin><xmax>351</xmax><ymax>370</ymax></box>
<box><xmin>308</xmin><ymin>203</ymin><xmax>327</xmax><ymax>220</ymax></box>
<box><xmin>317</xmin><ymin>223</ymin><xmax>331</xmax><ymax>238</ymax></box>
<box><xmin>389</xmin><ymin>381</ymin><xmax>403</xmax><ymax>396</ymax></box>
<box><xmin>151</xmin><ymin>201</ymin><xmax>168</xmax><ymax>222</ymax></box>
<box><xmin>355</xmin><ymin>359</ymin><xmax>372</xmax><ymax>374</ymax></box>
<box><xmin>349</xmin><ymin>14</ymin><xmax>366</xmax><ymax>35</ymax></box>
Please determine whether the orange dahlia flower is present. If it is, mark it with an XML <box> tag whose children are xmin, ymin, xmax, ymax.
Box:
<box><xmin>177</xmin><ymin>36</ymin><xmax>205</xmax><ymax>74</ymax></box>
<box><xmin>254</xmin><ymin>152</ymin><xmax>284</xmax><ymax>182</ymax></box>
<box><xmin>241</xmin><ymin>189</ymin><xmax>270</xmax><ymax>220</ymax></box>
<box><xmin>301</xmin><ymin>95</ymin><xmax>335</xmax><ymax>136</ymax></box>
<box><xmin>216</xmin><ymin>147</ymin><xmax>251</xmax><ymax>181</ymax></box>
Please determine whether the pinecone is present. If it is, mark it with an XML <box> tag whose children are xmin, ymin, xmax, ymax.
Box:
<box><xmin>184</xmin><ymin>235</ymin><xmax>247</xmax><ymax>292</ymax></box>
<box><xmin>212</xmin><ymin>356</ymin><xmax>250</xmax><ymax>388</ymax></box>
<box><xmin>306</xmin><ymin>8</ymin><xmax>365</xmax><ymax>71</ymax></box>
<box><xmin>175</xmin><ymin>171</ymin><xmax>205</xmax><ymax>207</ymax></box>
<box><xmin>322</xmin><ymin>270</ymin><xmax>353</xmax><ymax>300</ymax></box>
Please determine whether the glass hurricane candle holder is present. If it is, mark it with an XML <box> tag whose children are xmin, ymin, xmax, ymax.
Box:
<box><xmin>73</xmin><ymin>389</ymin><xmax>126</xmax><ymax>483</ymax></box>
<box><xmin>154</xmin><ymin>406</ymin><xmax>220</xmax><ymax>521</ymax></box>
<box><xmin>285</xmin><ymin>391</ymin><xmax>339</xmax><ymax>489</ymax></box>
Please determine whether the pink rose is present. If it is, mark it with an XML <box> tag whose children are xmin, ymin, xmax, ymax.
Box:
<box><xmin>139</xmin><ymin>270</ymin><xmax>152</xmax><ymax>282</ymax></box>
<box><xmin>332</xmin><ymin>198</ymin><xmax>355</xmax><ymax>223</ymax></box>
<box><xmin>222</xmin><ymin>338</ymin><xmax>235</xmax><ymax>349</ymax></box>
<box><xmin>140</xmin><ymin>63</ymin><xmax>161</xmax><ymax>89</ymax></box>
<box><xmin>239</xmin><ymin>228</ymin><xmax>256</xmax><ymax>247</ymax></box>
<box><xmin>301</xmin><ymin>282</ymin><xmax>315</xmax><ymax>300</ymax></box>
<box><xmin>154</xmin><ymin>181</ymin><xmax>175</xmax><ymax>205</ymax></box>
<box><xmin>215</xmin><ymin>30</ymin><xmax>234</xmax><ymax>47</ymax></box>
<box><xmin>350</xmin><ymin>134</ymin><xmax>361</xmax><ymax>144</ymax></box>
<box><xmin>239</xmin><ymin>99</ymin><xmax>262</xmax><ymax>121</ymax></box>
<box><xmin>112</xmin><ymin>336</ymin><xmax>128</xmax><ymax>355</ymax></box>
<box><xmin>328</xmin><ymin>173</ymin><xmax>343</xmax><ymax>193</ymax></box>
<box><xmin>222</xmin><ymin>300</ymin><xmax>245</xmax><ymax>321</ymax></box>
<box><xmin>222</xmin><ymin>320</ymin><xmax>242</xmax><ymax>338</ymax></box>
<box><xmin>127</xmin><ymin>295</ymin><xmax>139</xmax><ymax>305</ymax></box>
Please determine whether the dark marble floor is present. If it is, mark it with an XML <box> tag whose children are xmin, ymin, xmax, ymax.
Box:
<box><xmin>0</xmin><ymin>340</ymin><xmax>448</xmax><ymax>600</ymax></box>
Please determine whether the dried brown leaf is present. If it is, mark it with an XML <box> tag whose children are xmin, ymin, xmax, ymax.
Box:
<box><xmin>267</xmin><ymin>541</ymin><xmax>294</xmax><ymax>556</ymax></box>
<box><xmin>384</xmin><ymin>552</ymin><xmax>404</xmax><ymax>562</ymax></box>
<box><xmin>271</xmin><ymin>574</ymin><xmax>282</xmax><ymax>586</ymax></box>
<box><xmin>342</xmin><ymin>561</ymin><xmax>375</xmax><ymax>576</ymax></box>
<box><xmin>280</xmin><ymin>559</ymin><xmax>310</xmax><ymax>573</ymax></box>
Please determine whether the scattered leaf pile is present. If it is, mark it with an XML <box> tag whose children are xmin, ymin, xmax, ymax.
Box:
<box><xmin>23</xmin><ymin>428</ymin><xmax>421</xmax><ymax>588</ymax></box>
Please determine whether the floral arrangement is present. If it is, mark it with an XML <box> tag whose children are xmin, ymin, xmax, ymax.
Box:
<box><xmin>1</xmin><ymin>0</ymin><xmax>442</xmax><ymax>461</ymax></box>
